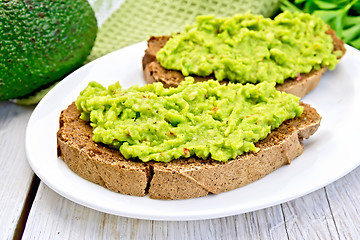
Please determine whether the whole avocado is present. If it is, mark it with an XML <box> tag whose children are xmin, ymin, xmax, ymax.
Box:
<box><xmin>0</xmin><ymin>0</ymin><xmax>97</xmax><ymax>101</ymax></box>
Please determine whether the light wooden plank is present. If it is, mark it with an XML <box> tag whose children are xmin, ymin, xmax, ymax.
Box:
<box><xmin>23</xmin><ymin>182</ymin><xmax>288</xmax><ymax>239</ymax></box>
<box><xmin>0</xmin><ymin>102</ymin><xmax>36</xmax><ymax>239</ymax></box>
<box><xmin>325</xmin><ymin>166</ymin><xmax>360</xmax><ymax>239</ymax></box>
<box><xmin>249</xmin><ymin>206</ymin><xmax>288</xmax><ymax>240</ymax></box>
<box><xmin>281</xmin><ymin>188</ymin><xmax>339</xmax><ymax>240</ymax></box>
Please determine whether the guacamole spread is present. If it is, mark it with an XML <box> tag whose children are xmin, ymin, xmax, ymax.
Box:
<box><xmin>76</xmin><ymin>78</ymin><xmax>303</xmax><ymax>162</ymax></box>
<box><xmin>156</xmin><ymin>11</ymin><xmax>343</xmax><ymax>84</ymax></box>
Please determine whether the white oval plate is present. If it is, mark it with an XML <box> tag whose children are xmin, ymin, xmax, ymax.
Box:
<box><xmin>26</xmin><ymin>42</ymin><xmax>360</xmax><ymax>221</ymax></box>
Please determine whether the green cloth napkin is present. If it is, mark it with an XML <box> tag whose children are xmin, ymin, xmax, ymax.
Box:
<box><xmin>87</xmin><ymin>0</ymin><xmax>280</xmax><ymax>61</ymax></box>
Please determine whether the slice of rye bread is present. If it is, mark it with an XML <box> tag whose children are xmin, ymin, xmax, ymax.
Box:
<box><xmin>57</xmin><ymin>102</ymin><xmax>321</xmax><ymax>200</ymax></box>
<box><xmin>142</xmin><ymin>28</ymin><xmax>346</xmax><ymax>98</ymax></box>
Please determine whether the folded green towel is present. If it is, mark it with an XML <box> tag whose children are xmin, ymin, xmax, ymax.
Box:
<box><xmin>88</xmin><ymin>0</ymin><xmax>280</xmax><ymax>61</ymax></box>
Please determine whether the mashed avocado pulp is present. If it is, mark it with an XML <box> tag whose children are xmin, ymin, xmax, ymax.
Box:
<box><xmin>157</xmin><ymin>11</ymin><xmax>342</xmax><ymax>84</ymax></box>
<box><xmin>76</xmin><ymin>78</ymin><xmax>303</xmax><ymax>162</ymax></box>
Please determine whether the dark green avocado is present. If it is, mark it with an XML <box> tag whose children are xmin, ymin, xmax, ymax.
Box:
<box><xmin>0</xmin><ymin>0</ymin><xmax>98</xmax><ymax>101</ymax></box>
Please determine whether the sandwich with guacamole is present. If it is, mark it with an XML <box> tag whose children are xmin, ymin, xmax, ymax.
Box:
<box><xmin>57</xmin><ymin>11</ymin><xmax>339</xmax><ymax>200</ymax></box>
<box><xmin>57</xmin><ymin>77</ymin><xmax>321</xmax><ymax>199</ymax></box>
<box><xmin>142</xmin><ymin>11</ymin><xmax>346</xmax><ymax>98</ymax></box>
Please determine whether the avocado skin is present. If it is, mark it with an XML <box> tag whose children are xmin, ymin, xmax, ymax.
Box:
<box><xmin>0</xmin><ymin>0</ymin><xmax>98</xmax><ymax>101</ymax></box>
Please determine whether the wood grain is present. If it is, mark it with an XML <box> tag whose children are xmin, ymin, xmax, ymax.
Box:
<box><xmin>0</xmin><ymin>102</ymin><xmax>35</xmax><ymax>239</ymax></box>
<box><xmin>23</xmin><ymin>182</ymin><xmax>289</xmax><ymax>240</ymax></box>
<box><xmin>22</xmin><ymin>167</ymin><xmax>360</xmax><ymax>240</ymax></box>
<box><xmin>282</xmin><ymin>188</ymin><xmax>339</xmax><ymax>239</ymax></box>
<box><xmin>325</xmin><ymin>168</ymin><xmax>360</xmax><ymax>239</ymax></box>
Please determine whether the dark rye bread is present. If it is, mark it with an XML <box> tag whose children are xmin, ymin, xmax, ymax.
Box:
<box><xmin>142</xmin><ymin>28</ymin><xmax>346</xmax><ymax>98</ymax></box>
<box><xmin>57</xmin><ymin>102</ymin><xmax>321</xmax><ymax>200</ymax></box>
<box><xmin>57</xmin><ymin>103</ymin><xmax>151</xmax><ymax>197</ymax></box>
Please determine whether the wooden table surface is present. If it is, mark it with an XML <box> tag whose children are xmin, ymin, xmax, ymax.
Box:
<box><xmin>1</xmin><ymin>94</ymin><xmax>360</xmax><ymax>240</ymax></box>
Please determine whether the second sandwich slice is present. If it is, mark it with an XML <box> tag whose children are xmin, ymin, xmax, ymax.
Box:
<box><xmin>143</xmin><ymin>11</ymin><xmax>346</xmax><ymax>98</ymax></box>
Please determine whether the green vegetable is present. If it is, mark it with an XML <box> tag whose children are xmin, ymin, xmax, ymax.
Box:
<box><xmin>280</xmin><ymin>0</ymin><xmax>360</xmax><ymax>50</ymax></box>
<box><xmin>0</xmin><ymin>0</ymin><xmax>98</xmax><ymax>101</ymax></box>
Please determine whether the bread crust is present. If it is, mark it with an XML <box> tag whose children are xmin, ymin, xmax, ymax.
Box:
<box><xmin>142</xmin><ymin>28</ymin><xmax>345</xmax><ymax>98</ymax></box>
<box><xmin>57</xmin><ymin>103</ymin><xmax>151</xmax><ymax>197</ymax></box>
<box><xmin>57</xmin><ymin>102</ymin><xmax>321</xmax><ymax>200</ymax></box>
